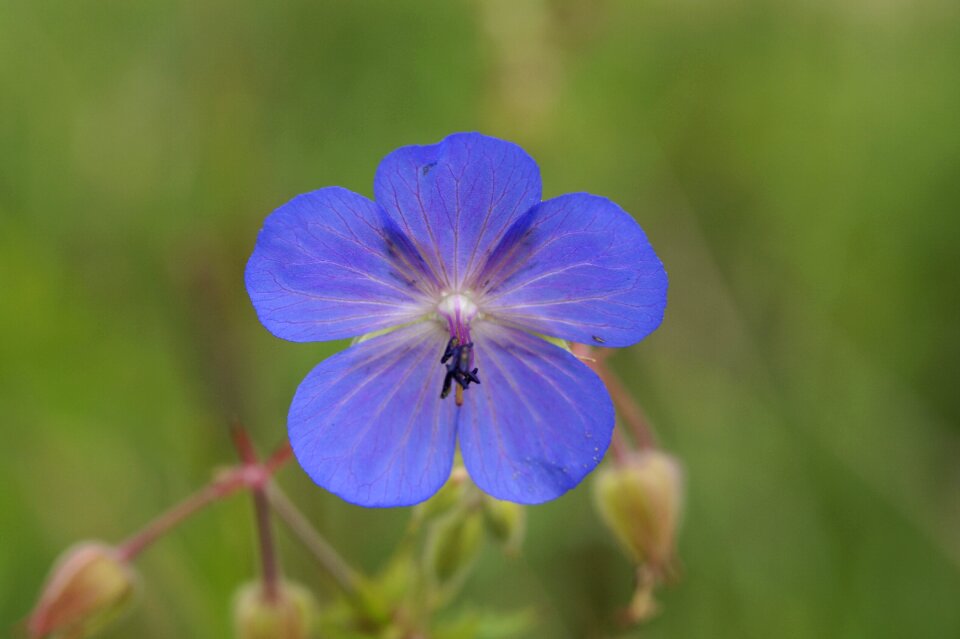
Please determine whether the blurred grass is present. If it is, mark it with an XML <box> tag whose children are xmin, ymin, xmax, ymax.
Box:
<box><xmin>2</xmin><ymin>0</ymin><xmax>959</xmax><ymax>637</ymax></box>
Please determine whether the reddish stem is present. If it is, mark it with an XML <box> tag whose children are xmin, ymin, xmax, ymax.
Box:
<box><xmin>609</xmin><ymin>426</ymin><xmax>630</xmax><ymax>463</ymax></box>
<box><xmin>594</xmin><ymin>360</ymin><xmax>657</xmax><ymax>450</ymax></box>
<box><xmin>115</xmin><ymin>441</ymin><xmax>293</xmax><ymax>563</ymax></box>
<box><xmin>573</xmin><ymin>344</ymin><xmax>658</xmax><ymax>451</ymax></box>
<box><xmin>231</xmin><ymin>425</ymin><xmax>281</xmax><ymax>602</ymax></box>
<box><xmin>265</xmin><ymin>442</ymin><xmax>294</xmax><ymax>474</ymax></box>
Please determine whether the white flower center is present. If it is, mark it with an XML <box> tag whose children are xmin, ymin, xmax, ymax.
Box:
<box><xmin>436</xmin><ymin>292</ymin><xmax>478</xmax><ymax>322</ymax></box>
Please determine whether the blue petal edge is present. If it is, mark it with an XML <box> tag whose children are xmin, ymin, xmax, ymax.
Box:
<box><xmin>245</xmin><ymin>187</ymin><xmax>430</xmax><ymax>342</ymax></box>
<box><xmin>373</xmin><ymin>132</ymin><xmax>543</xmax><ymax>291</ymax></box>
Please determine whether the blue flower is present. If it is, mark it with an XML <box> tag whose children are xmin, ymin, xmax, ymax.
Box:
<box><xmin>246</xmin><ymin>133</ymin><xmax>667</xmax><ymax>507</ymax></box>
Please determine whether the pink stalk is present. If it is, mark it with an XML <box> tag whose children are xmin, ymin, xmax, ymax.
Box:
<box><xmin>231</xmin><ymin>425</ymin><xmax>281</xmax><ymax>602</ymax></box>
<box><xmin>115</xmin><ymin>442</ymin><xmax>293</xmax><ymax>563</ymax></box>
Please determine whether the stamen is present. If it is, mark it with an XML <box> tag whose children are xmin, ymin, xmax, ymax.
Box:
<box><xmin>438</xmin><ymin>336</ymin><xmax>480</xmax><ymax>403</ymax></box>
<box><xmin>441</xmin><ymin>337</ymin><xmax>460</xmax><ymax>364</ymax></box>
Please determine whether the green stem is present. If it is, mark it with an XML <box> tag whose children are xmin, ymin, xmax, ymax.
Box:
<box><xmin>265</xmin><ymin>484</ymin><xmax>362</xmax><ymax>597</ymax></box>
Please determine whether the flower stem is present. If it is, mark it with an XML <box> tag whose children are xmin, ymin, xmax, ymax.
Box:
<box><xmin>232</xmin><ymin>425</ymin><xmax>281</xmax><ymax>602</ymax></box>
<box><xmin>252</xmin><ymin>488</ymin><xmax>280</xmax><ymax>600</ymax></box>
<box><xmin>265</xmin><ymin>483</ymin><xmax>362</xmax><ymax>598</ymax></box>
<box><xmin>610</xmin><ymin>425</ymin><xmax>630</xmax><ymax>463</ymax></box>
<box><xmin>264</xmin><ymin>441</ymin><xmax>294</xmax><ymax>473</ymax></box>
<box><xmin>115</xmin><ymin>441</ymin><xmax>293</xmax><ymax>563</ymax></box>
<box><xmin>595</xmin><ymin>359</ymin><xmax>657</xmax><ymax>450</ymax></box>
<box><xmin>116</xmin><ymin>482</ymin><xmax>228</xmax><ymax>562</ymax></box>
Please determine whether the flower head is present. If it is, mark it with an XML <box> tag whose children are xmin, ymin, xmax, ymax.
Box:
<box><xmin>246</xmin><ymin>133</ymin><xmax>667</xmax><ymax>507</ymax></box>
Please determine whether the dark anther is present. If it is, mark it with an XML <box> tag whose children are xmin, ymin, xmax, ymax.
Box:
<box><xmin>439</xmin><ymin>337</ymin><xmax>480</xmax><ymax>400</ymax></box>
<box><xmin>440</xmin><ymin>369</ymin><xmax>455</xmax><ymax>399</ymax></box>
<box><xmin>441</xmin><ymin>337</ymin><xmax>460</xmax><ymax>364</ymax></box>
<box><xmin>422</xmin><ymin>162</ymin><xmax>437</xmax><ymax>176</ymax></box>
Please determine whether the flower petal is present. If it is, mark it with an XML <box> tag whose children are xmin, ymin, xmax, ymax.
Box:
<box><xmin>245</xmin><ymin>187</ymin><xmax>431</xmax><ymax>342</ymax></box>
<box><xmin>480</xmin><ymin>193</ymin><xmax>668</xmax><ymax>348</ymax></box>
<box><xmin>373</xmin><ymin>132</ymin><xmax>542</xmax><ymax>290</ymax></box>
<box><xmin>458</xmin><ymin>323</ymin><xmax>614</xmax><ymax>504</ymax></box>
<box><xmin>288</xmin><ymin>321</ymin><xmax>458</xmax><ymax>507</ymax></box>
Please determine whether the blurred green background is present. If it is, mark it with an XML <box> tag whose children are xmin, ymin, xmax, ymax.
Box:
<box><xmin>2</xmin><ymin>0</ymin><xmax>959</xmax><ymax>637</ymax></box>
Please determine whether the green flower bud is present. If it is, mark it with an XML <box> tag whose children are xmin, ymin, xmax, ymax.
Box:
<box><xmin>233</xmin><ymin>581</ymin><xmax>316</xmax><ymax>639</ymax></box>
<box><xmin>425</xmin><ymin>509</ymin><xmax>485</xmax><ymax>585</ymax></box>
<box><xmin>28</xmin><ymin>542</ymin><xmax>137</xmax><ymax>639</ymax></box>
<box><xmin>593</xmin><ymin>450</ymin><xmax>684</xmax><ymax>571</ymax></box>
<box><xmin>481</xmin><ymin>496</ymin><xmax>525</xmax><ymax>556</ymax></box>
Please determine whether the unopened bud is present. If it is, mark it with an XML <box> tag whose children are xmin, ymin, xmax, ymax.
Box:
<box><xmin>481</xmin><ymin>496</ymin><xmax>525</xmax><ymax>556</ymax></box>
<box><xmin>593</xmin><ymin>450</ymin><xmax>684</xmax><ymax>571</ymax></box>
<box><xmin>425</xmin><ymin>509</ymin><xmax>484</xmax><ymax>585</ymax></box>
<box><xmin>233</xmin><ymin>581</ymin><xmax>315</xmax><ymax>639</ymax></box>
<box><xmin>28</xmin><ymin>542</ymin><xmax>137</xmax><ymax>639</ymax></box>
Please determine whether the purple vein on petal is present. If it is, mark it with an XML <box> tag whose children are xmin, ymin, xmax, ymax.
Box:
<box><xmin>374</xmin><ymin>133</ymin><xmax>542</xmax><ymax>293</ymax></box>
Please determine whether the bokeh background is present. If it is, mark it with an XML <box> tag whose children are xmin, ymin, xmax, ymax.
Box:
<box><xmin>2</xmin><ymin>0</ymin><xmax>959</xmax><ymax>637</ymax></box>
